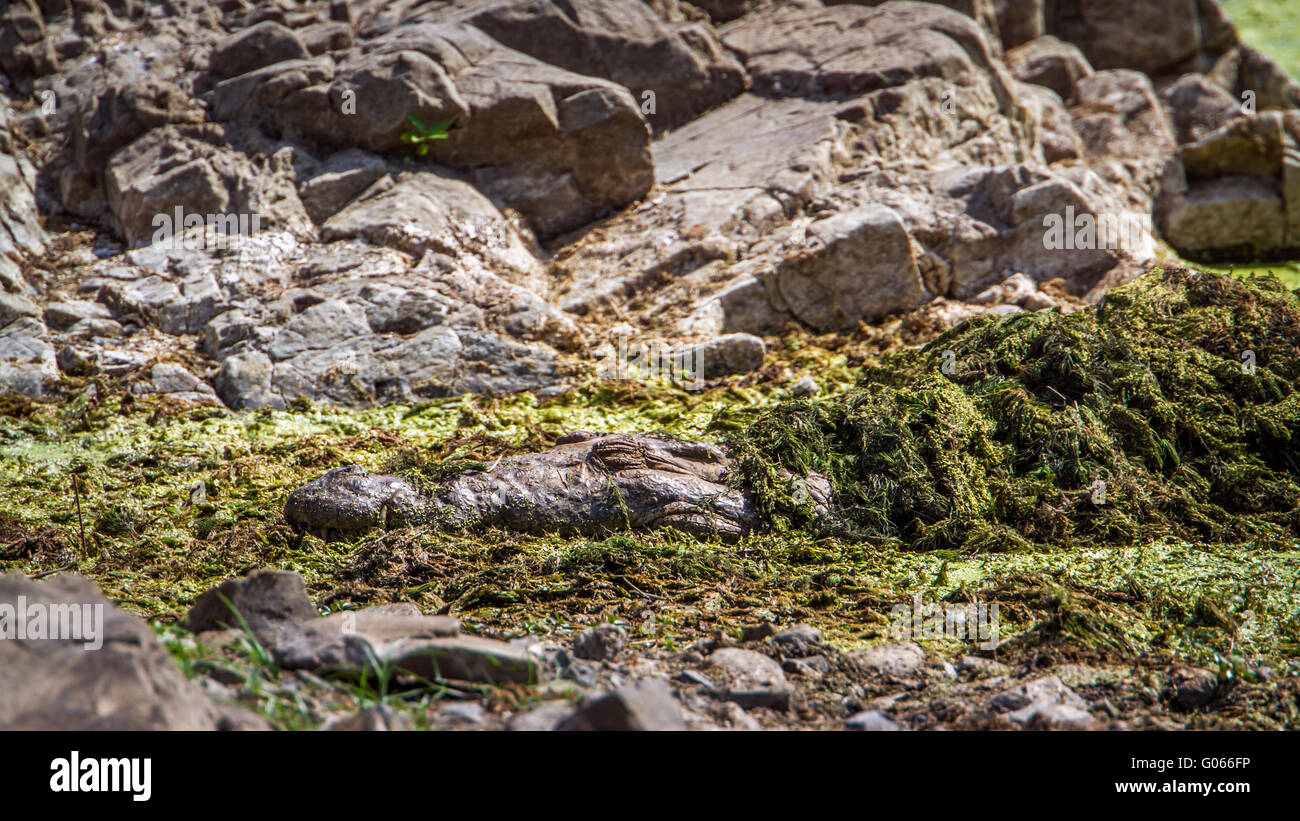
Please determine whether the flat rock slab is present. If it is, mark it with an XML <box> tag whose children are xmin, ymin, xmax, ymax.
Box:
<box><xmin>268</xmin><ymin>608</ymin><xmax>462</xmax><ymax>671</ymax></box>
<box><xmin>556</xmin><ymin>678</ymin><xmax>686</xmax><ymax>731</ymax></box>
<box><xmin>386</xmin><ymin>635</ymin><xmax>541</xmax><ymax>685</ymax></box>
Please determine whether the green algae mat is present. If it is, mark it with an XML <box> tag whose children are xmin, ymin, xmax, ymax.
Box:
<box><xmin>730</xmin><ymin>266</ymin><xmax>1300</xmax><ymax>551</ymax></box>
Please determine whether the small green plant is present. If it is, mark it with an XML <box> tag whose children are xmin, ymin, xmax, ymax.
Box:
<box><xmin>400</xmin><ymin>115</ymin><xmax>452</xmax><ymax>158</ymax></box>
<box><xmin>215</xmin><ymin>592</ymin><xmax>277</xmax><ymax>672</ymax></box>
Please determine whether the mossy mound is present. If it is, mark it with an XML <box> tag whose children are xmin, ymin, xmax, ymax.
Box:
<box><xmin>727</xmin><ymin>266</ymin><xmax>1300</xmax><ymax>550</ymax></box>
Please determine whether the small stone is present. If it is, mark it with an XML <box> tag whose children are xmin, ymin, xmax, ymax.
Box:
<box><xmin>845</xmin><ymin>710</ymin><xmax>902</xmax><ymax>731</ymax></box>
<box><xmin>321</xmin><ymin>705</ymin><xmax>412</xmax><ymax>731</ymax></box>
<box><xmin>707</xmin><ymin>647</ymin><xmax>793</xmax><ymax>709</ymax></box>
<box><xmin>788</xmin><ymin>376</ymin><xmax>819</xmax><ymax>397</ymax></box>
<box><xmin>1169</xmin><ymin>667</ymin><xmax>1218</xmax><ymax>712</ymax></box>
<box><xmin>1007</xmin><ymin>701</ymin><xmax>1095</xmax><ymax>728</ymax></box>
<box><xmin>0</xmin><ymin>292</ymin><xmax>40</xmax><ymax>327</ymax></box>
<box><xmin>573</xmin><ymin>624</ymin><xmax>627</xmax><ymax>661</ymax></box>
<box><xmin>956</xmin><ymin>655</ymin><xmax>1011</xmax><ymax>677</ymax></box>
<box><xmin>268</xmin><ymin>606</ymin><xmax>461</xmax><ymax>670</ymax></box>
<box><xmin>673</xmin><ymin>669</ymin><xmax>717</xmax><ymax>689</ymax></box>
<box><xmin>1022</xmin><ymin>291</ymin><xmax>1058</xmax><ymax>312</ymax></box>
<box><xmin>192</xmin><ymin>660</ymin><xmax>245</xmax><ymax>686</ymax></box>
<box><xmin>799</xmin><ymin>654</ymin><xmax>832</xmax><ymax>674</ymax></box>
<box><xmin>509</xmin><ymin>701</ymin><xmax>573</xmax><ymax>731</ymax></box>
<box><xmin>186</xmin><ymin>569</ymin><xmax>318</xmax><ymax>643</ymax></box>
<box><xmin>128</xmin><ymin>362</ymin><xmax>218</xmax><ymax>403</ymax></box>
<box><xmin>436</xmin><ymin>702</ymin><xmax>486</xmax><ymax>726</ymax></box>
<box><xmin>562</xmin><ymin>660</ymin><xmax>600</xmax><ymax>687</ymax></box>
<box><xmin>56</xmin><ymin>345</ymin><xmax>100</xmax><ymax>376</ymax></box>
<box><xmin>388</xmin><ymin>636</ymin><xmax>540</xmax><ymax>685</ymax></box>
<box><xmin>667</xmin><ymin>333</ymin><xmax>765</xmax><ymax>380</ymax></box>
<box><xmin>781</xmin><ymin>658</ymin><xmax>824</xmax><ymax>678</ymax></box>
<box><xmin>43</xmin><ymin>300</ymin><xmax>112</xmax><ymax>330</ymax></box>
<box><xmin>65</xmin><ymin>318</ymin><xmax>122</xmax><ymax>338</ymax></box>
<box><xmin>556</xmin><ymin>679</ymin><xmax>686</xmax><ymax>731</ymax></box>
<box><xmin>990</xmin><ymin>676</ymin><xmax>1087</xmax><ymax>713</ymax></box>
<box><xmin>850</xmin><ymin>642</ymin><xmax>925</xmax><ymax>678</ymax></box>
<box><xmin>740</xmin><ymin>623</ymin><xmax>777</xmax><ymax>643</ymax></box>
<box><xmin>772</xmin><ymin>623</ymin><xmax>822</xmax><ymax>655</ymax></box>
<box><xmin>718</xmin><ymin>701</ymin><xmax>761</xmax><ymax>730</ymax></box>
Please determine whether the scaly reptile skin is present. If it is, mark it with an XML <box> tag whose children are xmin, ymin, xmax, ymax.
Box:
<box><xmin>284</xmin><ymin>432</ymin><xmax>830</xmax><ymax>543</ymax></box>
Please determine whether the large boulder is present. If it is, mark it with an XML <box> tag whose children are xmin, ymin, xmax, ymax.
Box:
<box><xmin>1069</xmin><ymin>70</ymin><xmax>1177</xmax><ymax>213</ymax></box>
<box><xmin>1209</xmin><ymin>45</ymin><xmax>1300</xmax><ymax>111</ymax></box>
<box><xmin>1159</xmin><ymin>174</ymin><xmax>1288</xmax><ymax>259</ymax></box>
<box><xmin>208</xmin><ymin>20</ymin><xmax>311</xmax><ymax>79</ymax></box>
<box><xmin>1043</xmin><ymin>0</ymin><xmax>1237</xmax><ymax>76</ymax></box>
<box><xmin>318</xmin><ymin>169</ymin><xmax>550</xmax><ymax>293</ymax></box>
<box><xmin>724</xmin><ymin>2</ymin><xmax>1018</xmax><ymax>101</ymax></box>
<box><xmin>1157</xmin><ymin>111</ymin><xmax>1300</xmax><ymax>259</ymax></box>
<box><xmin>831</xmin><ymin>0</ymin><xmax>1004</xmax><ymax>54</ymax></box>
<box><xmin>0</xmin><ymin>93</ymin><xmax>56</xmax><ymax>398</ymax></box>
<box><xmin>1017</xmin><ymin>83</ymin><xmax>1084</xmax><ymax>163</ymax></box>
<box><xmin>0</xmin><ymin>573</ymin><xmax>260</xmax><ymax>730</ymax></box>
<box><xmin>35</xmin><ymin>31</ymin><xmax>211</xmax><ymax>222</ymax></box>
<box><xmin>1160</xmin><ymin>73</ymin><xmax>1246</xmax><ymax>145</ymax></box>
<box><xmin>104</xmin><ymin>125</ymin><xmax>313</xmax><ymax>247</ymax></box>
<box><xmin>0</xmin><ymin>315</ymin><xmax>59</xmax><ymax>397</ymax></box>
<box><xmin>1005</xmin><ymin>35</ymin><xmax>1092</xmax><ymax>103</ymax></box>
<box><xmin>0</xmin><ymin>0</ymin><xmax>58</xmax><ymax>92</ymax></box>
<box><xmin>455</xmin><ymin>0</ymin><xmax>747</xmax><ymax>131</ymax></box>
<box><xmin>213</xmin><ymin>22</ymin><xmax>653</xmax><ymax>238</ymax></box>
<box><xmin>204</xmin><ymin>240</ymin><xmax>580</xmax><ymax>408</ymax></box>
<box><xmin>1</xmin><ymin>92</ymin><xmax>45</xmax><ymax>291</ymax></box>
<box><xmin>991</xmin><ymin>0</ymin><xmax>1043</xmax><ymax>49</ymax></box>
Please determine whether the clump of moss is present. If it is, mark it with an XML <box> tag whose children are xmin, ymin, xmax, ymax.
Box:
<box><xmin>727</xmin><ymin>266</ymin><xmax>1300</xmax><ymax>550</ymax></box>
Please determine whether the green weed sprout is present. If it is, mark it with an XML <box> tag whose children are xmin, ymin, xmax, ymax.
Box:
<box><xmin>401</xmin><ymin>115</ymin><xmax>452</xmax><ymax>158</ymax></box>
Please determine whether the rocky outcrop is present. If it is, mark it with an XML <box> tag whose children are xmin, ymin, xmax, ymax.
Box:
<box><xmin>1</xmin><ymin>90</ymin><xmax>56</xmax><ymax>397</ymax></box>
<box><xmin>1157</xmin><ymin>111</ymin><xmax>1300</xmax><ymax>259</ymax></box>
<box><xmin>213</xmin><ymin>21</ymin><xmax>653</xmax><ymax>239</ymax></box>
<box><xmin>0</xmin><ymin>0</ymin><xmax>1296</xmax><ymax>403</ymax></box>
<box><xmin>556</xmin><ymin>3</ymin><xmax>1153</xmax><ymax>338</ymax></box>
<box><xmin>453</xmin><ymin>0</ymin><xmax>747</xmax><ymax>131</ymax></box>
